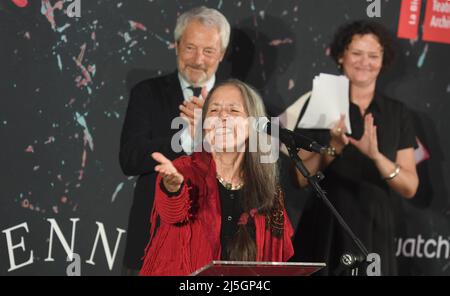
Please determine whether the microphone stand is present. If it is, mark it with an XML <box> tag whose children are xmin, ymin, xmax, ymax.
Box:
<box><xmin>285</xmin><ymin>137</ymin><xmax>370</xmax><ymax>276</ymax></box>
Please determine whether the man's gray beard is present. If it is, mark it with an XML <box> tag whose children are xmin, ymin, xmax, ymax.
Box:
<box><xmin>179</xmin><ymin>68</ymin><xmax>208</xmax><ymax>87</ymax></box>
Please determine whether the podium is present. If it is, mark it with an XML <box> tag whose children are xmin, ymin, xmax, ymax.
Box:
<box><xmin>191</xmin><ymin>261</ymin><xmax>326</xmax><ymax>276</ymax></box>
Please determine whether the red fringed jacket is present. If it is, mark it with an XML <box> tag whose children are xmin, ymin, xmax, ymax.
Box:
<box><xmin>139</xmin><ymin>151</ymin><xmax>294</xmax><ymax>276</ymax></box>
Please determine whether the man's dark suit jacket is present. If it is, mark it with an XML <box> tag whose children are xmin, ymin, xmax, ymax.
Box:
<box><xmin>119</xmin><ymin>71</ymin><xmax>187</xmax><ymax>270</ymax></box>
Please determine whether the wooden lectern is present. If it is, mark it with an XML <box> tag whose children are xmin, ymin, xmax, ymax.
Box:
<box><xmin>191</xmin><ymin>261</ymin><xmax>326</xmax><ymax>276</ymax></box>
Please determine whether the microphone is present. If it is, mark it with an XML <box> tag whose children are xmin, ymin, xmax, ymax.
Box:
<box><xmin>341</xmin><ymin>253</ymin><xmax>366</xmax><ymax>266</ymax></box>
<box><xmin>254</xmin><ymin>118</ymin><xmax>326</xmax><ymax>154</ymax></box>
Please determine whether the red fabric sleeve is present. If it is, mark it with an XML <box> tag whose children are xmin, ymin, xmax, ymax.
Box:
<box><xmin>282</xmin><ymin>208</ymin><xmax>295</xmax><ymax>261</ymax></box>
<box><xmin>254</xmin><ymin>209</ymin><xmax>294</xmax><ymax>262</ymax></box>
<box><xmin>154</xmin><ymin>172</ymin><xmax>192</xmax><ymax>224</ymax></box>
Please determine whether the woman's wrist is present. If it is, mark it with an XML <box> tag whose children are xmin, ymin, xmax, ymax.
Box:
<box><xmin>370</xmin><ymin>151</ymin><xmax>384</xmax><ymax>163</ymax></box>
<box><xmin>329</xmin><ymin>139</ymin><xmax>346</xmax><ymax>155</ymax></box>
<box><xmin>371</xmin><ymin>152</ymin><xmax>401</xmax><ymax>181</ymax></box>
<box><xmin>325</xmin><ymin>145</ymin><xmax>340</xmax><ymax>158</ymax></box>
<box><xmin>383</xmin><ymin>164</ymin><xmax>401</xmax><ymax>181</ymax></box>
<box><xmin>160</xmin><ymin>179</ymin><xmax>184</xmax><ymax>197</ymax></box>
<box><xmin>163</xmin><ymin>179</ymin><xmax>182</xmax><ymax>193</ymax></box>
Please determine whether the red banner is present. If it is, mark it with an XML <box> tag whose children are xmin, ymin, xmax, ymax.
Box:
<box><xmin>422</xmin><ymin>0</ymin><xmax>450</xmax><ymax>44</ymax></box>
<box><xmin>398</xmin><ymin>0</ymin><xmax>422</xmax><ymax>40</ymax></box>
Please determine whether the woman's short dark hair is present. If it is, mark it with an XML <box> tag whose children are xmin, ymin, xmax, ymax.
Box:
<box><xmin>329</xmin><ymin>20</ymin><xmax>396</xmax><ymax>69</ymax></box>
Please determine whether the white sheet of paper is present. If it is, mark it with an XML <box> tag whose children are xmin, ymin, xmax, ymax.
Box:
<box><xmin>278</xmin><ymin>91</ymin><xmax>312</xmax><ymax>156</ymax></box>
<box><xmin>298</xmin><ymin>73</ymin><xmax>352</xmax><ymax>134</ymax></box>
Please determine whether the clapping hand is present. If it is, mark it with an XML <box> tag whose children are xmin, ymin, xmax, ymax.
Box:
<box><xmin>329</xmin><ymin>114</ymin><xmax>350</xmax><ymax>153</ymax></box>
<box><xmin>179</xmin><ymin>87</ymin><xmax>208</xmax><ymax>139</ymax></box>
<box><xmin>348</xmin><ymin>113</ymin><xmax>381</xmax><ymax>160</ymax></box>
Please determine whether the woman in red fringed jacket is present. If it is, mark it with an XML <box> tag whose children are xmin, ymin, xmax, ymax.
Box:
<box><xmin>139</xmin><ymin>79</ymin><xmax>294</xmax><ymax>276</ymax></box>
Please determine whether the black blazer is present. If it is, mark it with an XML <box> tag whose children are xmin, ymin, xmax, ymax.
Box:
<box><xmin>119</xmin><ymin>71</ymin><xmax>187</xmax><ymax>269</ymax></box>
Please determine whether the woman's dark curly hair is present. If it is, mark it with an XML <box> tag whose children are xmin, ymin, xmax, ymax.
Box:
<box><xmin>329</xmin><ymin>20</ymin><xmax>396</xmax><ymax>70</ymax></box>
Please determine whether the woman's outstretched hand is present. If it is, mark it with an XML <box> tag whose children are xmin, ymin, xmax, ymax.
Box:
<box><xmin>152</xmin><ymin>152</ymin><xmax>184</xmax><ymax>192</ymax></box>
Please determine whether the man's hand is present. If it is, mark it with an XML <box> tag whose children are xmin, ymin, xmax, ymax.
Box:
<box><xmin>179</xmin><ymin>87</ymin><xmax>208</xmax><ymax>139</ymax></box>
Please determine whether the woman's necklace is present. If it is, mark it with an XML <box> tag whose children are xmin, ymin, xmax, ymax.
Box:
<box><xmin>216</xmin><ymin>174</ymin><xmax>244</xmax><ymax>190</ymax></box>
